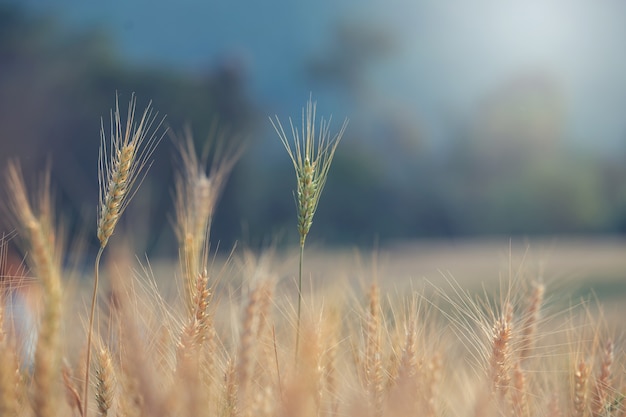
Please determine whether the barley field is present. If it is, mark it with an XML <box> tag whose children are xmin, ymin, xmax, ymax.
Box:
<box><xmin>1</xmin><ymin>95</ymin><xmax>625</xmax><ymax>417</ymax></box>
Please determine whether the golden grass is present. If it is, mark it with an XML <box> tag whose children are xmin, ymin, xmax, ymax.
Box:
<box><xmin>0</xmin><ymin>94</ymin><xmax>625</xmax><ymax>417</ymax></box>
<box><xmin>85</xmin><ymin>93</ymin><xmax>166</xmax><ymax>417</ymax></box>
<box><xmin>5</xmin><ymin>163</ymin><xmax>64</xmax><ymax>417</ymax></box>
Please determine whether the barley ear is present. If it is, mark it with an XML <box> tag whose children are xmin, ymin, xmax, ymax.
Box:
<box><xmin>271</xmin><ymin>98</ymin><xmax>347</xmax><ymax>248</ymax></box>
<box><xmin>97</xmin><ymin>93</ymin><xmax>165</xmax><ymax>249</ymax></box>
<box><xmin>86</xmin><ymin>93</ymin><xmax>165</xmax><ymax>417</ymax></box>
<box><xmin>271</xmin><ymin>96</ymin><xmax>347</xmax><ymax>362</ymax></box>
<box><xmin>591</xmin><ymin>340</ymin><xmax>614</xmax><ymax>417</ymax></box>
<box><xmin>490</xmin><ymin>303</ymin><xmax>513</xmax><ymax>397</ymax></box>
<box><xmin>364</xmin><ymin>283</ymin><xmax>384</xmax><ymax>417</ymax></box>
<box><xmin>5</xmin><ymin>162</ymin><xmax>64</xmax><ymax>417</ymax></box>
<box><xmin>173</xmin><ymin>128</ymin><xmax>241</xmax><ymax>312</ymax></box>
<box><xmin>573</xmin><ymin>358</ymin><xmax>590</xmax><ymax>417</ymax></box>
<box><xmin>95</xmin><ymin>345</ymin><xmax>117</xmax><ymax>417</ymax></box>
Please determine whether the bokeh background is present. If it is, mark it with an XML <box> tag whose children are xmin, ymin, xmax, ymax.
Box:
<box><xmin>3</xmin><ymin>0</ymin><xmax>626</xmax><ymax>256</ymax></box>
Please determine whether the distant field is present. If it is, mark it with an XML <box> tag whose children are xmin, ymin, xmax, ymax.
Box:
<box><xmin>267</xmin><ymin>236</ymin><xmax>623</xmax><ymax>282</ymax></box>
<box><xmin>229</xmin><ymin>236</ymin><xmax>626</xmax><ymax>315</ymax></box>
<box><xmin>148</xmin><ymin>236</ymin><xmax>626</xmax><ymax>289</ymax></box>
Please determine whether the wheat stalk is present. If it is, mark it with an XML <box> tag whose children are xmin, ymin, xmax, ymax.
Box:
<box><xmin>173</xmin><ymin>128</ymin><xmax>241</xmax><ymax>312</ymax></box>
<box><xmin>364</xmin><ymin>283</ymin><xmax>384</xmax><ymax>417</ymax></box>
<box><xmin>224</xmin><ymin>358</ymin><xmax>239</xmax><ymax>417</ymax></box>
<box><xmin>236</xmin><ymin>282</ymin><xmax>262</xmax><ymax>411</ymax></box>
<box><xmin>85</xmin><ymin>93</ymin><xmax>165</xmax><ymax>417</ymax></box>
<box><xmin>5</xmin><ymin>162</ymin><xmax>64</xmax><ymax>417</ymax></box>
<box><xmin>519</xmin><ymin>281</ymin><xmax>544</xmax><ymax>363</ymax></box>
<box><xmin>0</xmin><ymin>335</ymin><xmax>20</xmax><ymax>417</ymax></box>
<box><xmin>271</xmin><ymin>96</ymin><xmax>347</xmax><ymax>361</ymax></box>
<box><xmin>62</xmin><ymin>360</ymin><xmax>84</xmax><ymax>417</ymax></box>
<box><xmin>0</xmin><ymin>244</ymin><xmax>15</xmax><ymax>416</ymax></box>
<box><xmin>511</xmin><ymin>361</ymin><xmax>530</xmax><ymax>417</ymax></box>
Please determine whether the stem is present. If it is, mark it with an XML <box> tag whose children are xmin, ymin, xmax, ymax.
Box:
<box><xmin>295</xmin><ymin>242</ymin><xmax>304</xmax><ymax>364</ymax></box>
<box><xmin>83</xmin><ymin>246</ymin><xmax>104</xmax><ymax>417</ymax></box>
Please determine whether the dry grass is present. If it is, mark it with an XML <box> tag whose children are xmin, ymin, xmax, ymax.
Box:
<box><xmin>1</xmin><ymin>94</ymin><xmax>625</xmax><ymax>417</ymax></box>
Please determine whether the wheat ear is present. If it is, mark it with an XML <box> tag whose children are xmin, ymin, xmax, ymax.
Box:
<box><xmin>85</xmin><ymin>93</ymin><xmax>165</xmax><ymax>417</ymax></box>
<box><xmin>573</xmin><ymin>358</ymin><xmax>590</xmax><ymax>417</ymax></box>
<box><xmin>175</xmin><ymin>269</ymin><xmax>213</xmax><ymax>382</ymax></box>
<box><xmin>224</xmin><ymin>358</ymin><xmax>239</xmax><ymax>417</ymax></box>
<box><xmin>173</xmin><ymin>128</ymin><xmax>241</xmax><ymax>312</ymax></box>
<box><xmin>95</xmin><ymin>345</ymin><xmax>116</xmax><ymax>417</ymax></box>
<box><xmin>490</xmin><ymin>303</ymin><xmax>513</xmax><ymax>397</ymax></box>
<box><xmin>271</xmin><ymin>96</ymin><xmax>347</xmax><ymax>361</ymax></box>
<box><xmin>591</xmin><ymin>340</ymin><xmax>614</xmax><ymax>417</ymax></box>
<box><xmin>364</xmin><ymin>283</ymin><xmax>384</xmax><ymax>417</ymax></box>
<box><xmin>5</xmin><ymin>163</ymin><xmax>64</xmax><ymax>417</ymax></box>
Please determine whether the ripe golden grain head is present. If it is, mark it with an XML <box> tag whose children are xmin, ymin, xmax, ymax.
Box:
<box><xmin>97</xmin><ymin>93</ymin><xmax>166</xmax><ymax>248</ymax></box>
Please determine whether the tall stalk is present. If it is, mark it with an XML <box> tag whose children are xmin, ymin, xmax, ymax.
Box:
<box><xmin>84</xmin><ymin>94</ymin><xmax>164</xmax><ymax>416</ymax></box>
<box><xmin>271</xmin><ymin>97</ymin><xmax>347</xmax><ymax>361</ymax></box>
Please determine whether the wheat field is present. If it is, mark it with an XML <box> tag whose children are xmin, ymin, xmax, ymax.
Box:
<box><xmin>1</xmin><ymin>95</ymin><xmax>624</xmax><ymax>417</ymax></box>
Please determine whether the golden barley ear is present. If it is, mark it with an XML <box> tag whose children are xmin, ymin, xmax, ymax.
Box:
<box><xmin>591</xmin><ymin>339</ymin><xmax>614</xmax><ymax>417</ymax></box>
<box><xmin>85</xmin><ymin>93</ymin><xmax>166</xmax><ymax>417</ymax></box>
<box><xmin>97</xmin><ymin>93</ymin><xmax>166</xmax><ymax>248</ymax></box>
<box><xmin>95</xmin><ymin>344</ymin><xmax>117</xmax><ymax>417</ymax></box>
<box><xmin>573</xmin><ymin>358</ymin><xmax>590</xmax><ymax>417</ymax></box>
<box><xmin>490</xmin><ymin>302</ymin><xmax>513</xmax><ymax>397</ymax></box>
<box><xmin>174</xmin><ymin>269</ymin><xmax>214</xmax><ymax>385</ymax></box>
<box><xmin>172</xmin><ymin>126</ymin><xmax>242</xmax><ymax>312</ymax></box>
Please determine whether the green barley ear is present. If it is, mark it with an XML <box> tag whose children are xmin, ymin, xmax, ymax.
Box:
<box><xmin>271</xmin><ymin>97</ymin><xmax>347</xmax><ymax>247</ymax></box>
<box><xmin>85</xmin><ymin>93</ymin><xmax>165</xmax><ymax>417</ymax></box>
<box><xmin>270</xmin><ymin>96</ymin><xmax>347</xmax><ymax>361</ymax></box>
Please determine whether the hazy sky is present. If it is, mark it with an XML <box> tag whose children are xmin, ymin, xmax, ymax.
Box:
<box><xmin>17</xmin><ymin>0</ymin><xmax>626</xmax><ymax>151</ymax></box>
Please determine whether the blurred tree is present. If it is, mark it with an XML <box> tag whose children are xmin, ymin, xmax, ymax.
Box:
<box><xmin>0</xmin><ymin>4</ymin><xmax>257</xmax><ymax>255</ymax></box>
<box><xmin>307</xmin><ymin>20</ymin><xmax>394</xmax><ymax>93</ymax></box>
<box><xmin>3</xmin><ymin>4</ymin><xmax>625</xmax><ymax>251</ymax></box>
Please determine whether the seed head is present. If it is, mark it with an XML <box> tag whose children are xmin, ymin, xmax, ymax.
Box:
<box><xmin>97</xmin><ymin>93</ymin><xmax>165</xmax><ymax>247</ymax></box>
<box><xmin>271</xmin><ymin>97</ymin><xmax>348</xmax><ymax>246</ymax></box>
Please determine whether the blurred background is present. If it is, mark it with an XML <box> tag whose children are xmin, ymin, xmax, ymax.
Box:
<box><xmin>2</xmin><ymin>0</ymin><xmax>626</xmax><ymax>256</ymax></box>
